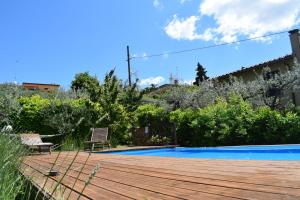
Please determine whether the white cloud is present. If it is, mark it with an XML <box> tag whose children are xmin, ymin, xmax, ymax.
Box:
<box><xmin>140</xmin><ymin>76</ymin><xmax>165</xmax><ymax>86</ymax></box>
<box><xmin>181</xmin><ymin>79</ymin><xmax>194</xmax><ymax>85</ymax></box>
<box><xmin>165</xmin><ymin>0</ymin><xmax>300</xmax><ymax>43</ymax></box>
<box><xmin>153</xmin><ymin>0</ymin><xmax>163</xmax><ymax>10</ymax></box>
<box><xmin>164</xmin><ymin>15</ymin><xmax>200</xmax><ymax>40</ymax></box>
<box><xmin>164</xmin><ymin>15</ymin><xmax>214</xmax><ymax>41</ymax></box>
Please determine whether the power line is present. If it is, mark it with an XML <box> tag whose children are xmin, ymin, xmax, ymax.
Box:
<box><xmin>131</xmin><ymin>29</ymin><xmax>293</xmax><ymax>60</ymax></box>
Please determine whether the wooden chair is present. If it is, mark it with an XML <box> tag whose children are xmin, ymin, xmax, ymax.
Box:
<box><xmin>84</xmin><ymin>128</ymin><xmax>110</xmax><ymax>151</ymax></box>
<box><xmin>20</xmin><ymin>134</ymin><xmax>53</xmax><ymax>154</ymax></box>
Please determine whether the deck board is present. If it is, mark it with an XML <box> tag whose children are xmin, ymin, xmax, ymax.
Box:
<box><xmin>21</xmin><ymin>152</ymin><xmax>300</xmax><ymax>200</ymax></box>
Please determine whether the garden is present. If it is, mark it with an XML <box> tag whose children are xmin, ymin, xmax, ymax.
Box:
<box><xmin>1</xmin><ymin>64</ymin><xmax>300</xmax><ymax>199</ymax></box>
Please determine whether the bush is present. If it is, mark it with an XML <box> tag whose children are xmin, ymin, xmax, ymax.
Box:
<box><xmin>170</xmin><ymin>108</ymin><xmax>196</xmax><ymax>146</ymax></box>
<box><xmin>248</xmin><ymin>107</ymin><xmax>284</xmax><ymax>144</ymax></box>
<box><xmin>170</xmin><ymin>95</ymin><xmax>254</xmax><ymax>146</ymax></box>
<box><xmin>16</xmin><ymin>95</ymin><xmax>98</xmax><ymax>145</ymax></box>
<box><xmin>17</xmin><ymin>95</ymin><xmax>51</xmax><ymax>133</ymax></box>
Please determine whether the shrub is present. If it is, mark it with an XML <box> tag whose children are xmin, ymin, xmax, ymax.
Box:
<box><xmin>169</xmin><ymin>108</ymin><xmax>196</xmax><ymax>146</ymax></box>
<box><xmin>282</xmin><ymin>111</ymin><xmax>300</xmax><ymax>143</ymax></box>
<box><xmin>17</xmin><ymin>95</ymin><xmax>51</xmax><ymax>133</ymax></box>
<box><xmin>170</xmin><ymin>95</ymin><xmax>254</xmax><ymax>146</ymax></box>
<box><xmin>248</xmin><ymin>107</ymin><xmax>284</xmax><ymax>144</ymax></box>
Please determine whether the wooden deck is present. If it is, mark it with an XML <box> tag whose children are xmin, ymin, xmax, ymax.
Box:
<box><xmin>21</xmin><ymin>151</ymin><xmax>300</xmax><ymax>200</ymax></box>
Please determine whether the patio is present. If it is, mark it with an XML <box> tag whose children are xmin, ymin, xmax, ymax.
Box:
<box><xmin>21</xmin><ymin>151</ymin><xmax>300</xmax><ymax>200</ymax></box>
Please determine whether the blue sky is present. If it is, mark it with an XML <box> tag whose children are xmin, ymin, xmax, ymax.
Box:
<box><xmin>1</xmin><ymin>0</ymin><xmax>300</xmax><ymax>88</ymax></box>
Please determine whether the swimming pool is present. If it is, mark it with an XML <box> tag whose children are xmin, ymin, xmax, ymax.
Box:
<box><xmin>104</xmin><ymin>145</ymin><xmax>300</xmax><ymax>160</ymax></box>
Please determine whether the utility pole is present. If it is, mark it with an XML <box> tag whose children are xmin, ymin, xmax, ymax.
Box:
<box><xmin>127</xmin><ymin>45</ymin><xmax>132</xmax><ymax>87</ymax></box>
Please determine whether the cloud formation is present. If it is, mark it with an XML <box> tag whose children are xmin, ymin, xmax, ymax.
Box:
<box><xmin>140</xmin><ymin>76</ymin><xmax>165</xmax><ymax>86</ymax></box>
<box><xmin>165</xmin><ymin>15</ymin><xmax>213</xmax><ymax>41</ymax></box>
<box><xmin>181</xmin><ymin>79</ymin><xmax>194</xmax><ymax>85</ymax></box>
<box><xmin>165</xmin><ymin>0</ymin><xmax>300</xmax><ymax>42</ymax></box>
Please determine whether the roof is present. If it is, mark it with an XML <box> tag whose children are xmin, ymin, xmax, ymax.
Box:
<box><xmin>22</xmin><ymin>82</ymin><xmax>60</xmax><ymax>87</ymax></box>
<box><xmin>216</xmin><ymin>54</ymin><xmax>293</xmax><ymax>80</ymax></box>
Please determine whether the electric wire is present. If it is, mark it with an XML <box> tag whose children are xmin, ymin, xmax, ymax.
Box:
<box><xmin>130</xmin><ymin>29</ymin><xmax>294</xmax><ymax>60</ymax></box>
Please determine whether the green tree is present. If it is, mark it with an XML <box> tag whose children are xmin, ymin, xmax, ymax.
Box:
<box><xmin>97</xmin><ymin>70</ymin><xmax>130</xmax><ymax>145</ymax></box>
<box><xmin>99</xmin><ymin>69</ymin><xmax>120</xmax><ymax>107</ymax></box>
<box><xmin>71</xmin><ymin>72</ymin><xmax>101</xmax><ymax>102</ymax></box>
<box><xmin>193</xmin><ymin>63</ymin><xmax>209</xmax><ymax>86</ymax></box>
<box><xmin>120</xmin><ymin>80</ymin><xmax>143</xmax><ymax>113</ymax></box>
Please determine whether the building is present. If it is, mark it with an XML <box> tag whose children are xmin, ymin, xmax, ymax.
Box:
<box><xmin>216</xmin><ymin>29</ymin><xmax>300</xmax><ymax>106</ymax></box>
<box><xmin>22</xmin><ymin>82</ymin><xmax>60</xmax><ymax>92</ymax></box>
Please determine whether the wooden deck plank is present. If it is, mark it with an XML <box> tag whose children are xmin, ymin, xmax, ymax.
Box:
<box><xmin>24</xmin><ymin>158</ymin><xmax>238</xmax><ymax>200</ymax></box>
<box><xmin>22</xmin><ymin>152</ymin><xmax>300</xmax><ymax>200</ymax></box>
<box><xmin>31</xmin><ymin>156</ymin><xmax>300</xmax><ymax>192</ymax></box>
<box><xmin>25</xmin><ymin>157</ymin><xmax>300</xmax><ymax>200</ymax></box>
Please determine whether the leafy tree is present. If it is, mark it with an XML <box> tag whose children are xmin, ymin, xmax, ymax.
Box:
<box><xmin>71</xmin><ymin>72</ymin><xmax>101</xmax><ymax>102</ymax></box>
<box><xmin>96</xmin><ymin>70</ymin><xmax>131</xmax><ymax>145</ymax></box>
<box><xmin>160</xmin><ymin>64</ymin><xmax>300</xmax><ymax>110</ymax></box>
<box><xmin>120</xmin><ymin>80</ymin><xmax>143</xmax><ymax>113</ymax></box>
<box><xmin>193</xmin><ymin>63</ymin><xmax>209</xmax><ymax>86</ymax></box>
<box><xmin>99</xmin><ymin>69</ymin><xmax>120</xmax><ymax>106</ymax></box>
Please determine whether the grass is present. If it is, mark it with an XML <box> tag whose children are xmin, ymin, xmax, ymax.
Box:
<box><xmin>60</xmin><ymin>135</ymin><xmax>84</xmax><ymax>151</ymax></box>
<box><xmin>0</xmin><ymin>131</ymin><xmax>101</xmax><ymax>200</ymax></box>
<box><xmin>0</xmin><ymin>132</ymin><xmax>28</xmax><ymax>199</ymax></box>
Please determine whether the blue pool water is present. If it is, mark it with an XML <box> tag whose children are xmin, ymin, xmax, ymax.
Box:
<box><xmin>104</xmin><ymin>145</ymin><xmax>300</xmax><ymax>160</ymax></box>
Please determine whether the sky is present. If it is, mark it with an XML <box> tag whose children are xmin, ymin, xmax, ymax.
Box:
<box><xmin>1</xmin><ymin>0</ymin><xmax>300</xmax><ymax>89</ymax></box>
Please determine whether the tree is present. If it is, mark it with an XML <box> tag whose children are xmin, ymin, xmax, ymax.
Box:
<box><xmin>71</xmin><ymin>72</ymin><xmax>101</xmax><ymax>102</ymax></box>
<box><xmin>120</xmin><ymin>80</ymin><xmax>143</xmax><ymax>113</ymax></box>
<box><xmin>193</xmin><ymin>63</ymin><xmax>209</xmax><ymax>86</ymax></box>
<box><xmin>99</xmin><ymin>69</ymin><xmax>120</xmax><ymax>107</ymax></box>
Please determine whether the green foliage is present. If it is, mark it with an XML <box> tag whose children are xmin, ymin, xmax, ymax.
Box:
<box><xmin>249</xmin><ymin>107</ymin><xmax>300</xmax><ymax>144</ymax></box>
<box><xmin>71</xmin><ymin>72</ymin><xmax>101</xmax><ymax>102</ymax></box>
<box><xmin>169</xmin><ymin>108</ymin><xmax>197</xmax><ymax>146</ymax></box>
<box><xmin>134</xmin><ymin>104</ymin><xmax>173</xmax><ymax>140</ymax></box>
<box><xmin>18</xmin><ymin>95</ymin><xmax>51</xmax><ymax>133</ymax></box>
<box><xmin>60</xmin><ymin>135</ymin><xmax>84</xmax><ymax>151</ymax></box>
<box><xmin>3</xmin><ymin>65</ymin><xmax>300</xmax><ymax>149</ymax></box>
<box><xmin>100</xmin><ymin>69</ymin><xmax>120</xmax><ymax>106</ymax></box>
<box><xmin>120</xmin><ymin>81</ymin><xmax>143</xmax><ymax>113</ymax></box>
<box><xmin>170</xmin><ymin>94</ymin><xmax>300</xmax><ymax>146</ymax></box>
<box><xmin>96</xmin><ymin>70</ymin><xmax>131</xmax><ymax>145</ymax></box>
<box><xmin>135</xmin><ymin>104</ymin><xmax>166</xmax><ymax>126</ymax></box>
<box><xmin>15</xmin><ymin>95</ymin><xmax>98</xmax><ymax>146</ymax></box>
<box><xmin>0</xmin><ymin>133</ymin><xmax>27</xmax><ymax>199</ymax></box>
